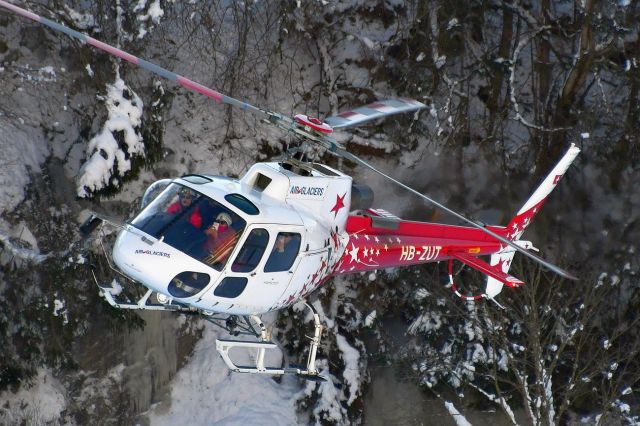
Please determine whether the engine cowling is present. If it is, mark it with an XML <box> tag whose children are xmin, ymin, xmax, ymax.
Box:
<box><xmin>351</xmin><ymin>183</ymin><xmax>374</xmax><ymax>211</ymax></box>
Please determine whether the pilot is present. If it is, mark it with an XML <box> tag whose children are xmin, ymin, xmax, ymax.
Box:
<box><xmin>167</xmin><ymin>187</ymin><xmax>202</xmax><ymax>228</ymax></box>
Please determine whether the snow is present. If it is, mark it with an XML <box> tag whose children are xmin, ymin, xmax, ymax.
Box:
<box><xmin>300</xmin><ymin>362</ymin><xmax>347</xmax><ymax>424</ymax></box>
<box><xmin>407</xmin><ymin>311</ymin><xmax>442</xmax><ymax>334</ymax></box>
<box><xmin>444</xmin><ymin>401</ymin><xmax>472</xmax><ymax>426</ymax></box>
<box><xmin>469</xmin><ymin>343</ymin><xmax>487</xmax><ymax>364</ymax></box>
<box><xmin>335</xmin><ymin>334</ymin><xmax>361</xmax><ymax>405</ymax></box>
<box><xmin>415</xmin><ymin>288</ymin><xmax>429</xmax><ymax>299</ymax></box>
<box><xmin>147</xmin><ymin>321</ymin><xmax>300</xmax><ymax>425</ymax></box>
<box><xmin>107</xmin><ymin>279</ymin><xmax>124</xmax><ymax>296</ymax></box>
<box><xmin>616</xmin><ymin>400</ymin><xmax>631</xmax><ymax>414</ymax></box>
<box><xmin>0</xmin><ymin>226</ymin><xmax>49</xmax><ymax>266</ymax></box>
<box><xmin>63</xmin><ymin>4</ymin><xmax>97</xmax><ymax>30</ymax></box>
<box><xmin>53</xmin><ymin>298</ymin><xmax>69</xmax><ymax>325</ymax></box>
<box><xmin>135</xmin><ymin>0</ymin><xmax>165</xmax><ymax>39</ymax></box>
<box><xmin>497</xmin><ymin>349</ymin><xmax>509</xmax><ymax>372</ymax></box>
<box><xmin>76</xmin><ymin>77</ymin><xmax>145</xmax><ymax>197</ymax></box>
<box><xmin>364</xmin><ymin>310</ymin><xmax>376</xmax><ymax>327</ymax></box>
<box><xmin>0</xmin><ymin>370</ymin><xmax>66</xmax><ymax>424</ymax></box>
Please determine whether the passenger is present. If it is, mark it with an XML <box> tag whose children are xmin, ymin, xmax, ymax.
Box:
<box><xmin>274</xmin><ymin>233</ymin><xmax>294</xmax><ymax>254</ymax></box>
<box><xmin>167</xmin><ymin>187</ymin><xmax>202</xmax><ymax>228</ymax></box>
<box><xmin>202</xmin><ymin>212</ymin><xmax>238</xmax><ymax>265</ymax></box>
<box><xmin>265</xmin><ymin>233</ymin><xmax>298</xmax><ymax>272</ymax></box>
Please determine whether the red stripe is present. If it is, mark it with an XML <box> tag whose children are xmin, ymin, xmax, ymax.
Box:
<box><xmin>176</xmin><ymin>76</ymin><xmax>223</xmax><ymax>102</ymax></box>
<box><xmin>86</xmin><ymin>37</ymin><xmax>139</xmax><ymax>64</ymax></box>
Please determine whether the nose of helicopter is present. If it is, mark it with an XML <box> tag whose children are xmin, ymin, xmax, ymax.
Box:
<box><xmin>111</xmin><ymin>227</ymin><xmax>213</xmax><ymax>298</ymax></box>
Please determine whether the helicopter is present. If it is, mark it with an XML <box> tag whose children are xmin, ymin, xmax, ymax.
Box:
<box><xmin>1</xmin><ymin>0</ymin><xmax>580</xmax><ymax>380</ymax></box>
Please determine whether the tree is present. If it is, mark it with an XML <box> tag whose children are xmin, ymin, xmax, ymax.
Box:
<box><xmin>400</xmin><ymin>260</ymin><xmax>640</xmax><ymax>424</ymax></box>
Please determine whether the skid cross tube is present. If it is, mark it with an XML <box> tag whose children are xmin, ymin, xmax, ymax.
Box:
<box><xmin>215</xmin><ymin>303</ymin><xmax>325</xmax><ymax>379</ymax></box>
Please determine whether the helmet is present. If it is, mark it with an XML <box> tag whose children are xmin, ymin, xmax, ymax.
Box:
<box><xmin>216</xmin><ymin>212</ymin><xmax>232</xmax><ymax>226</ymax></box>
<box><xmin>179</xmin><ymin>187</ymin><xmax>194</xmax><ymax>198</ymax></box>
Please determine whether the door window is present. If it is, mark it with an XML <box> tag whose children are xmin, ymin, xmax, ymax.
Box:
<box><xmin>264</xmin><ymin>232</ymin><xmax>301</xmax><ymax>272</ymax></box>
<box><xmin>213</xmin><ymin>277</ymin><xmax>248</xmax><ymax>298</ymax></box>
<box><xmin>231</xmin><ymin>228</ymin><xmax>269</xmax><ymax>273</ymax></box>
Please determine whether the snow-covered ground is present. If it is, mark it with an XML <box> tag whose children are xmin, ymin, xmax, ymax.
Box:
<box><xmin>0</xmin><ymin>370</ymin><xmax>66</xmax><ymax>424</ymax></box>
<box><xmin>146</xmin><ymin>321</ymin><xmax>301</xmax><ymax>425</ymax></box>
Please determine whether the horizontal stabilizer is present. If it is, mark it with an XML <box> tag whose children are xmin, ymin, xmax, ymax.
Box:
<box><xmin>324</xmin><ymin>98</ymin><xmax>426</xmax><ymax>129</ymax></box>
<box><xmin>450</xmin><ymin>251</ymin><xmax>524</xmax><ymax>288</ymax></box>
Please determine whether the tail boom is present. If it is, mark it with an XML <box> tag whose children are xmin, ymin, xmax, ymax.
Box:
<box><xmin>336</xmin><ymin>143</ymin><xmax>580</xmax><ymax>300</ymax></box>
<box><xmin>333</xmin><ymin>214</ymin><xmax>509</xmax><ymax>274</ymax></box>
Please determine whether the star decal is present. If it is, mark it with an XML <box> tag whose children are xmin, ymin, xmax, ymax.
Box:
<box><xmin>348</xmin><ymin>243</ymin><xmax>360</xmax><ymax>263</ymax></box>
<box><xmin>330</xmin><ymin>193</ymin><xmax>346</xmax><ymax>217</ymax></box>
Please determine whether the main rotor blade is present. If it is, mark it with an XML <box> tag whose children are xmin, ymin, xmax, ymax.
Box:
<box><xmin>324</xmin><ymin>98</ymin><xmax>426</xmax><ymax>129</ymax></box>
<box><xmin>0</xmin><ymin>0</ymin><xmax>268</xmax><ymax>117</ymax></box>
<box><xmin>336</xmin><ymin>148</ymin><xmax>578</xmax><ymax>281</ymax></box>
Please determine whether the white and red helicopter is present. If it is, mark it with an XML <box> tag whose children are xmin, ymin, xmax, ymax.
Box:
<box><xmin>1</xmin><ymin>1</ymin><xmax>580</xmax><ymax>380</ymax></box>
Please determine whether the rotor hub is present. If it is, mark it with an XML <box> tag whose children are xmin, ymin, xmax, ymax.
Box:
<box><xmin>294</xmin><ymin>114</ymin><xmax>333</xmax><ymax>134</ymax></box>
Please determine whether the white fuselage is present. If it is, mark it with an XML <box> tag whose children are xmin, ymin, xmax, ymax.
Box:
<box><xmin>112</xmin><ymin>162</ymin><xmax>352</xmax><ymax>315</ymax></box>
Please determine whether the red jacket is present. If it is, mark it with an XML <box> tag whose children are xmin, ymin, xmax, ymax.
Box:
<box><xmin>167</xmin><ymin>202</ymin><xmax>202</xmax><ymax>228</ymax></box>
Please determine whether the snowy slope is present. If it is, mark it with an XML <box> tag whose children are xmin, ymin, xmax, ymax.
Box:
<box><xmin>146</xmin><ymin>321</ymin><xmax>301</xmax><ymax>425</ymax></box>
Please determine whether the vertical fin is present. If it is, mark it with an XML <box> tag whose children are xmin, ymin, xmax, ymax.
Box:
<box><xmin>485</xmin><ymin>252</ymin><xmax>515</xmax><ymax>299</ymax></box>
<box><xmin>486</xmin><ymin>144</ymin><xmax>580</xmax><ymax>299</ymax></box>
<box><xmin>506</xmin><ymin>143</ymin><xmax>581</xmax><ymax>241</ymax></box>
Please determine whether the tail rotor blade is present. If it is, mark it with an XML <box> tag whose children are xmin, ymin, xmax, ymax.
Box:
<box><xmin>336</xmin><ymin>148</ymin><xmax>578</xmax><ymax>281</ymax></box>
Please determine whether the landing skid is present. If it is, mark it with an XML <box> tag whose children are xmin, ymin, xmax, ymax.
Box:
<box><xmin>94</xmin><ymin>273</ymin><xmax>325</xmax><ymax>380</ymax></box>
<box><xmin>216</xmin><ymin>304</ymin><xmax>325</xmax><ymax>381</ymax></box>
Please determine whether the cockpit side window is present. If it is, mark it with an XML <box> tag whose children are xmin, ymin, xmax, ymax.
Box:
<box><xmin>231</xmin><ymin>228</ymin><xmax>269</xmax><ymax>273</ymax></box>
<box><xmin>264</xmin><ymin>232</ymin><xmax>301</xmax><ymax>273</ymax></box>
<box><xmin>131</xmin><ymin>182</ymin><xmax>246</xmax><ymax>271</ymax></box>
<box><xmin>140</xmin><ymin>179</ymin><xmax>172</xmax><ymax>210</ymax></box>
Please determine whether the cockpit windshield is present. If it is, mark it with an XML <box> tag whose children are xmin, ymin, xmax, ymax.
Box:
<box><xmin>131</xmin><ymin>183</ymin><xmax>246</xmax><ymax>271</ymax></box>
